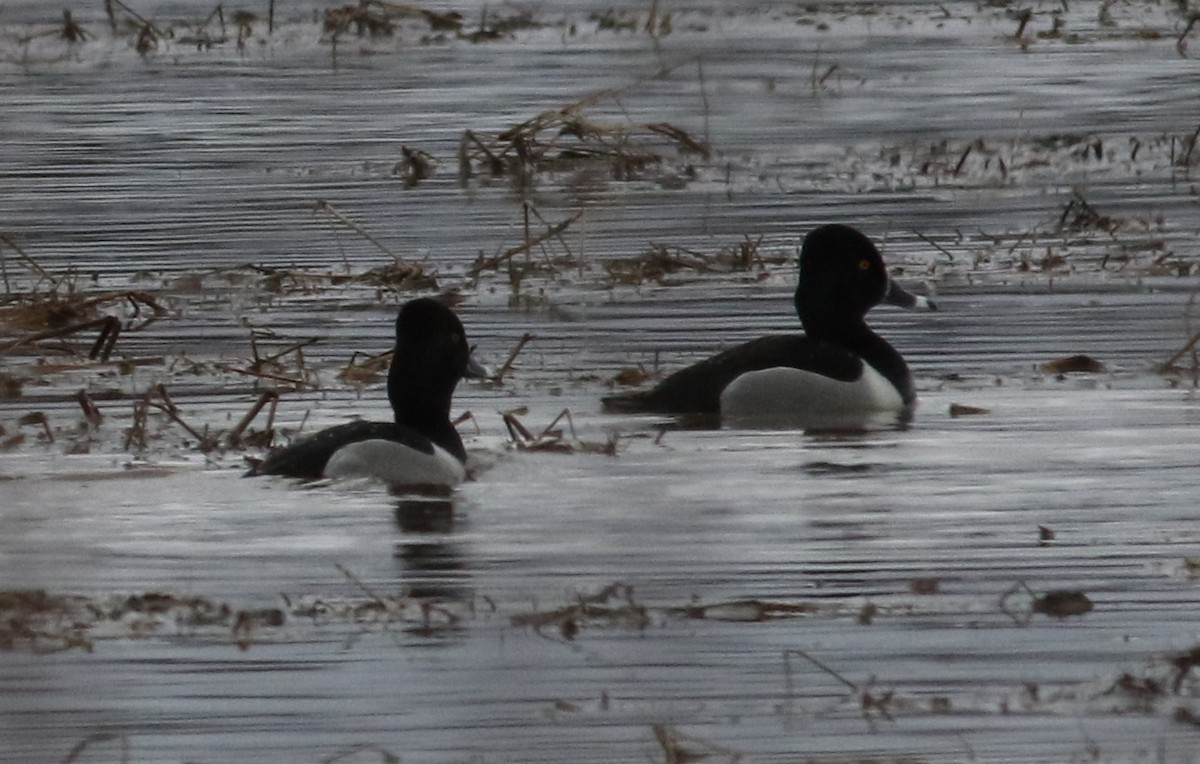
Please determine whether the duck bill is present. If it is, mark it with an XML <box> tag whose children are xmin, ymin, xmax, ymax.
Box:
<box><xmin>464</xmin><ymin>355</ymin><xmax>492</xmax><ymax>380</ymax></box>
<box><xmin>884</xmin><ymin>279</ymin><xmax>937</xmax><ymax>311</ymax></box>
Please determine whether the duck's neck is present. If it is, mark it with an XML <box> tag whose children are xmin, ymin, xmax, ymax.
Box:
<box><xmin>388</xmin><ymin>364</ymin><xmax>467</xmax><ymax>463</ymax></box>
<box><xmin>806</xmin><ymin>319</ymin><xmax>915</xmax><ymax>406</ymax></box>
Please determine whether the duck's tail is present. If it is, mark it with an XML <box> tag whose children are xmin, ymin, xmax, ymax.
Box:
<box><xmin>600</xmin><ymin>389</ymin><xmax>658</xmax><ymax>413</ymax></box>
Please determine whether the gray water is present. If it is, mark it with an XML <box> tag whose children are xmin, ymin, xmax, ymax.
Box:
<box><xmin>3</xmin><ymin>1</ymin><xmax>1200</xmax><ymax>762</ymax></box>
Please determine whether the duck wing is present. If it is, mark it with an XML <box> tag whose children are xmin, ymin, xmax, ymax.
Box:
<box><xmin>249</xmin><ymin>420</ymin><xmax>436</xmax><ymax>479</ymax></box>
<box><xmin>602</xmin><ymin>335</ymin><xmax>862</xmax><ymax>414</ymax></box>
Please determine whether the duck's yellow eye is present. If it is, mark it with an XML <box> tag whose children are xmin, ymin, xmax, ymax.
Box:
<box><xmin>858</xmin><ymin>259</ymin><xmax>871</xmax><ymax>271</ymax></box>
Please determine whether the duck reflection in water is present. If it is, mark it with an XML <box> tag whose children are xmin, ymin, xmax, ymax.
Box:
<box><xmin>393</xmin><ymin>497</ymin><xmax>470</xmax><ymax>602</ymax></box>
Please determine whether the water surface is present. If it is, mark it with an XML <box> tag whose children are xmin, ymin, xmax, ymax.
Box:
<box><xmin>3</xmin><ymin>1</ymin><xmax>1200</xmax><ymax>761</ymax></box>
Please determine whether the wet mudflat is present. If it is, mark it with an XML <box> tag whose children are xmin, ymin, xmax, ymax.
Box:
<box><xmin>3</xmin><ymin>0</ymin><xmax>1200</xmax><ymax>762</ymax></box>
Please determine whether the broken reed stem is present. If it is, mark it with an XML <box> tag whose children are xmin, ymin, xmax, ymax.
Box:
<box><xmin>1159</xmin><ymin>328</ymin><xmax>1200</xmax><ymax>372</ymax></box>
<box><xmin>953</xmin><ymin>144</ymin><xmax>972</xmax><ymax>175</ymax></box>
<box><xmin>698</xmin><ymin>59</ymin><xmax>710</xmax><ymax>151</ymax></box>
<box><xmin>18</xmin><ymin>412</ymin><xmax>54</xmax><ymax>443</ymax></box>
<box><xmin>89</xmin><ymin>316</ymin><xmax>120</xmax><ymax>360</ymax></box>
<box><xmin>1181</xmin><ymin>122</ymin><xmax>1200</xmax><ymax>169</ymax></box>
<box><xmin>145</xmin><ymin>398</ymin><xmax>201</xmax><ymax>439</ymax></box>
<box><xmin>451</xmin><ymin>409</ymin><xmax>478</xmax><ymax>432</ymax></box>
<box><xmin>540</xmin><ymin>407</ymin><xmax>579</xmax><ymax>440</ymax></box>
<box><xmin>81</xmin><ymin>290</ymin><xmax>167</xmax><ymax>316</ymax></box>
<box><xmin>784</xmin><ymin>648</ymin><xmax>859</xmax><ymax>692</ymax></box>
<box><xmin>522</xmin><ymin>201</ymin><xmax>532</xmax><ymax>258</ymax></box>
<box><xmin>313</xmin><ymin>199</ymin><xmax>407</xmax><ymax>266</ymax></box>
<box><xmin>500</xmin><ymin>408</ymin><xmax>536</xmax><ymax>442</ymax></box>
<box><xmin>651</xmin><ymin>724</ymin><xmax>740</xmax><ymax>763</ymax></box>
<box><xmin>0</xmin><ymin>316</ymin><xmax>120</xmax><ymax>360</ymax></box>
<box><xmin>63</xmin><ymin>732</ymin><xmax>130</xmax><ymax>764</ymax></box>
<box><xmin>76</xmin><ymin>389</ymin><xmax>103</xmax><ymax>428</ymax></box>
<box><xmin>262</xmin><ymin>337</ymin><xmax>320</xmax><ymax>365</ymax></box>
<box><xmin>644</xmin><ymin>0</ymin><xmax>659</xmax><ymax>34</ymax></box>
<box><xmin>124</xmin><ymin>400</ymin><xmax>148</xmax><ymax>451</ymax></box>
<box><xmin>122</xmin><ymin>383</ymin><xmax>218</xmax><ymax>452</ymax></box>
<box><xmin>335</xmin><ymin>563</ymin><xmax>389</xmax><ymax>606</ymax></box>
<box><xmin>912</xmin><ymin>230</ymin><xmax>956</xmax><ymax>263</ymax></box>
<box><xmin>526</xmin><ymin>204</ymin><xmax>579</xmax><ymax>264</ymax></box>
<box><xmin>470</xmin><ymin>210</ymin><xmax>584</xmax><ymax>275</ymax></box>
<box><xmin>0</xmin><ymin>239</ymin><xmax>9</xmax><ymax>295</ymax></box>
<box><xmin>105</xmin><ymin>0</ymin><xmax>161</xmax><ymax>35</ymax></box>
<box><xmin>150</xmin><ymin>382</ymin><xmax>178</xmax><ymax>414</ymax></box>
<box><xmin>0</xmin><ymin>233</ymin><xmax>55</xmax><ymax>287</ymax></box>
<box><xmin>226</xmin><ymin>390</ymin><xmax>278</xmax><ymax>446</ymax></box>
<box><xmin>494</xmin><ymin>332</ymin><xmax>535</xmax><ymax>381</ymax></box>
<box><xmin>216</xmin><ymin>363</ymin><xmax>308</xmax><ymax>388</ymax></box>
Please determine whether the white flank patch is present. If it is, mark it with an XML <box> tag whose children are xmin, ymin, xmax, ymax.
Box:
<box><xmin>719</xmin><ymin>365</ymin><xmax>905</xmax><ymax>430</ymax></box>
<box><xmin>323</xmin><ymin>439</ymin><xmax>466</xmax><ymax>489</ymax></box>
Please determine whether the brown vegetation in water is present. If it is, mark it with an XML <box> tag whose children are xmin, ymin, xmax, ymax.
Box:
<box><xmin>605</xmin><ymin>235</ymin><xmax>787</xmax><ymax>286</ymax></box>
<box><xmin>500</xmin><ymin>406</ymin><xmax>619</xmax><ymax>455</ymax></box>
<box><xmin>1</xmin><ymin>236</ymin><xmax>167</xmax><ymax>361</ymax></box>
<box><xmin>458</xmin><ymin>91</ymin><xmax>709</xmax><ymax>188</ymax></box>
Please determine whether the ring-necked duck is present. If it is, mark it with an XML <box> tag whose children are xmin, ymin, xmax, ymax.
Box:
<box><xmin>602</xmin><ymin>224</ymin><xmax>936</xmax><ymax>429</ymax></box>
<box><xmin>249</xmin><ymin>297</ymin><xmax>481</xmax><ymax>490</ymax></box>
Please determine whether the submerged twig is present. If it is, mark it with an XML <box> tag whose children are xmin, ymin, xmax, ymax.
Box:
<box><xmin>1160</xmin><ymin>328</ymin><xmax>1200</xmax><ymax>373</ymax></box>
<box><xmin>314</xmin><ymin>199</ymin><xmax>407</xmax><ymax>266</ymax></box>
<box><xmin>493</xmin><ymin>332</ymin><xmax>535</xmax><ymax>381</ymax></box>
<box><xmin>470</xmin><ymin>211</ymin><xmax>583</xmax><ymax>275</ymax></box>
<box><xmin>226</xmin><ymin>390</ymin><xmax>279</xmax><ymax>449</ymax></box>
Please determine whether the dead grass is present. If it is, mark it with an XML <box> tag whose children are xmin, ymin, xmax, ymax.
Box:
<box><xmin>1</xmin><ymin>236</ymin><xmax>167</xmax><ymax>359</ymax></box>
<box><xmin>605</xmin><ymin>235</ymin><xmax>787</xmax><ymax>286</ymax></box>
<box><xmin>458</xmin><ymin>91</ymin><xmax>708</xmax><ymax>188</ymax></box>
<box><xmin>652</xmin><ymin>724</ymin><xmax>741</xmax><ymax>763</ymax></box>
<box><xmin>509</xmin><ymin>582</ymin><xmax>648</xmax><ymax>641</ymax></box>
<box><xmin>500</xmin><ymin>406</ymin><xmax>619</xmax><ymax>455</ymax></box>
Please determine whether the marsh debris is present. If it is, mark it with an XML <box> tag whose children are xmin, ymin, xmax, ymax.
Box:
<box><xmin>784</xmin><ymin>648</ymin><xmax>899</xmax><ymax>723</ymax></box>
<box><xmin>469</xmin><ymin>208</ymin><xmax>584</xmax><ymax>278</ymax></box>
<box><xmin>458</xmin><ymin>92</ymin><xmax>709</xmax><ymax>188</ymax></box>
<box><xmin>610</xmin><ymin>365</ymin><xmax>655</xmax><ymax>388</ymax></box>
<box><xmin>313</xmin><ymin>199</ymin><xmax>414</xmax><ymax>272</ymax></box>
<box><xmin>491</xmin><ymin>332</ymin><xmax>535</xmax><ymax>383</ymax></box>
<box><xmin>337</xmin><ymin>349</ymin><xmax>392</xmax><ymax>386</ymax></box>
<box><xmin>949</xmin><ymin>402</ymin><xmax>990</xmax><ymax>417</ymax></box>
<box><xmin>1</xmin><ymin>237</ymin><xmax>166</xmax><ymax>360</ymax></box>
<box><xmin>605</xmin><ymin>236</ymin><xmax>785</xmax><ymax>286</ymax></box>
<box><xmin>501</xmin><ymin>407</ymin><xmax>619</xmax><ymax>455</ymax></box>
<box><xmin>323</xmin><ymin>2</ymin><xmax>396</xmax><ymax>38</ymax></box>
<box><xmin>62</xmin><ymin>733</ymin><xmax>131</xmax><ymax>764</ymax></box>
<box><xmin>321</xmin><ymin>2</ymin><xmax>533</xmax><ymax>42</ymax></box>
<box><xmin>1169</xmin><ymin>644</ymin><xmax>1200</xmax><ymax>694</ymax></box>
<box><xmin>652</xmin><ymin>724</ymin><xmax>741</xmax><ymax>764</ymax></box>
<box><xmin>1058</xmin><ymin>190</ymin><xmax>1123</xmax><ymax>235</ymax></box>
<box><xmin>672</xmin><ymin>598</ymin><xmax>818</xmax><ymax>622</ymax></box>
<box><xmin>125</xmin><ymin>383</ymin><xmax>279</xmax><ymax>455</ymax></box>
<box><xmin>1040</xmin><ymin>354</ymin><xmax>1106</xmax><ymax>375</ymax></box>
<box><xmin>0</xmin><ymin>578</ymin><xmax>483</xmax><ymax>653</ymax></box>
<box><xmin>510</xmin><ymin>583</ymin><xmax>649</xmax><ymax>640</ymax></box>
<box><xmin>909</xmin><ymin>578</ymin><xmax>940</xmax><ymax>595</ymax></box>
<box><xmin>393</xmin><ymin>144</ymin><xmax>437</xmax><ymax>187</ymax></box>
<box><xmin>0</xmin><ymin>588</ymin><xmax>257</xmax><ymax>653</ymax></box>
<box><xmin>0</xmin><ymin>590</ymin><xmax>95</xmax><ymax>653</ymax></box>
<box><xmin>1000</xmin><ymin>580</ymin><xmax>1093</xmax><ymax>624</ymax></box>
<box><xmin>321</xmin><ymin>744</ymin><xmax>405</xmax><ymax>764</ymax></box>
<box><xmin>59</xmin><ymin>10</ymin><xmax>88</xmax><ymax>42</ymax></box>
